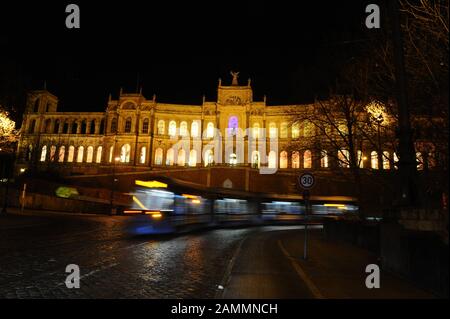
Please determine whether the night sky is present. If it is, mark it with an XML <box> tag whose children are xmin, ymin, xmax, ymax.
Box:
<box><xmin>0</xmin><ymin>0</ymin><xmax>377</xmax><ymax>118</ymax></box>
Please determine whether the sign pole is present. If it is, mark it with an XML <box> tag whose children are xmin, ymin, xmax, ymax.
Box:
<box><xmin>298</xmin><ymin>172</ymin><xmax>315</xmax><ymax>261</ymax></box>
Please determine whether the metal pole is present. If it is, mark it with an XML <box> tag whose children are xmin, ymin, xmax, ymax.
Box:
<box><xmin>303</xmin><ymin>190</ymin><xmax>310</xmax><ymax>260</ymax></box>
<box><xmin>21</xmin><ymin>183</ymin><xmax>27</xmax><ymax>213</ymax></box>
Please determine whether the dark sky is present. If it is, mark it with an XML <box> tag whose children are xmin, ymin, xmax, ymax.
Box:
<box><xmin>0</xmin><ymin>0</ymin><xmax>377</xmax><ymax>115</ymax></box>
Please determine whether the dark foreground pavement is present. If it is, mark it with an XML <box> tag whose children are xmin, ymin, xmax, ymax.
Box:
<box><xmin>0</xmin><ymin>209</ymin><xmax>436</xmax><ymax>299</ymax></box>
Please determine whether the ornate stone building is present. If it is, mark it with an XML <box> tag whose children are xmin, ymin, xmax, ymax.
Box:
<box><xmin>15</xmin><ymin>73</ymin><xmax>436</xmax><ymax>182</ymax></box>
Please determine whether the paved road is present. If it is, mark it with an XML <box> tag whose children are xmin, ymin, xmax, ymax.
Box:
<box><xmin>0</xmin><ymin>211</ymin><xmax>435</xmax><ymax>299</ymax></box>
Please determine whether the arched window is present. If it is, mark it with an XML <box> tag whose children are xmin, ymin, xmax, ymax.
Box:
<box><xmin>76</xmin><ymin>146</ymin><xmax>84</xmax><ymax>163</ymax></box>
<box><xmin>280</xmin><ymin>122</ymin><xmax>288</xmax><ymax>138</ymax></box>
<box><xmin>124</xmin><ymin>117</ymin><xmax>132</xmax><ymax>133</ymax></box>
<box><xmin>86</xmin><ymin>146</ymin><xmax>94</xmax><ymax>163</ymax></box>
<box><xmin>204</xmin><ymin>149</ymin><xmax>214</xmax><ymax>166</ymax></box>
<box><xmin>96</xmin><ymin>146</ymin><xmax>102</xmax><ymax>163</ymax></box>
<box><xmin>34</xmin><ymin>98</ymin><xmax>40</xmax><ymax>112</ymax></box>
<box><xmin>206</xmin><ymin>122</ymin><xmax>214</xmax><ymax>138</ymax></box>
<box><xmin>304</xmin><ymin>150</ymin><xmax>312</xmax><ymax>168</ymax></box>
<box><xmin>109</xmin><ymin>146</ymin><xmax>114</xmax><ymax>163</ymax></box>
<box><xmin>89</xmin><ymin>120</ymin><xmax>95</xmax><ymax>134</ymax></box>
<box><xmin>110</xmin><ymin>118</ymin><xmax>117</xmax><ymax>133</ymax></box>
<box><xmin>142</xmin><ymin>118</ymin><xmax>149</xmax><ymax>134</ymax></box>
<box><xmin>189</xmin><ymin>150</ymin><xmax>197</xmax><ymax>167</ymax></box>
<box><xmin>382</xmin><ymin>151</ymin><xmax>390</xmax><ymax>169</ymax></box>
<box><xmin>40</xmin><ymin>145</ymin><xmax>47</xmax><ymax>162</ymax></box>
<box><xmin>428</xmin><ymin>152</ymin><xmax>436</xmax><ymax>169</ymax></box>
<box><xmin>139</xmin><ymin>147</ymin><xmax>146</xmax><ymax>164</ymax></box>
<box><xmin>339</xmin><ymin>149</ymin><xmax>350</xmax><ymax>168</ymax></box>
<box><xmin>44</xmin><ymin>119</ymin><xmax>52</xmax><ymax>133</ymax></box>
<box><xmin>81</xmin><ymin>120</ymin><xmax>87</xmax><ymax>134</ymax></box>
<box><xmin>166</xmin><ymin>148</ymin><xmax>174</xmax><ymax>166</ymax></box>
<box><xmin>228</xmin><ymin>116</ymin><xmax>238</xmax><ymax>136</ymax></box>
<box><xmin>268</xmin><ymin>151</ymin><xmax>277</xmax><ymax>169</ymax></box>
<box><xmin>53</xmin><ymin>120</ymin><xmax>60</xmax><ymax>134</ymax></box>
<box><xmin>58</xmin><ymin>146</ymin><xmax>65</xmax><ymax>162</ymax></box>
<box><xmin>180</xmin><ymin>121</ymin><xmax>188</xmax><ymax>137</ymax></box>
<box><xmin>63</xmin><ymin>121</ymin><xmax>69</xmax><ymax>134</ymax></box>
<box><xmin>229</xmin><ymin>153</ymin><xmax>237</xmax><ymax>165</ymax></box>
<box><xmin>191</xmin><ymin>121</ymin><xmax>199</xmax><ymax>138</ymax></box>
<box><xmin>292</xmin><ymin>123</ymin><xmax>300</xmax><ymax>139</ymax></box>
<box><xmin>321</xmin><ymin>150</ymin><xmax>329</xmax><ymax>168</ymax></box>
<box><xmin>252</xmin><ymin>123</ymin><xmax>260</xmax><ymax>139</ymax></box>
<box><xmin>371</xmin><ymin>151</ymin><xmax>379</xmax><ymax>169</ymax></box>
<box><xmin>292</xmin><ymin>151</ymin><xmax>300</xmax><ymax>168</ymax></box>
<box><xmin>304</xmin><ymin>121</ymin><xmax>314</xmax><ymax>137</ymax></box>
<box><xmin>155</xmin><ymin>148</ymin><xmax>163</xmax><ymax>165</ymax></box>
<box><xmin>393</xmin><ymin>152</ymin><xmax>399</xmax><ymax>170</ymax></box>
<box><xmin>169</xmin><ymin>121</ymin><xmax>177</xmax><ymax>136</ymax></box>
<box><xmin>120</xmin><ymin>144</ymin><xmax>131</xmax><ymax>163</ymax></box>
<box><xmin>49</xmin><ymin>145</ymin><xmax>56</xmax><ymax>162</ymax></box>
<box><xmin>27</xmin><ymin>145</ymin><xmax>33</xmax><ymax>161</ymax></box>
<box><xmin>279</xmin><ymin>151</ymin><xmax>287</xmax><ymax>169</ymax></box>
<box><xmin>28</xmin><ymin>120</ymin><xmax>36</xmax><ymax>133</ymax></box>
<box><xmin>269</xmin><ymin>122</ymin><xmax>277</xmax><ymax>138</ymax></box>
<box><xmin>177</xmin><ymin>149</ymin><xmax>186</xmax><ymax>166</ymax></box>
<box><xmin>68</xmin><ymin>146</ymin><xmax>75</xmax><ymax>162</ymax></box>
<box><xmin>416</xmin><ymin>152</ymin><xmax>423</xmax><ymax>170</ymax></box>
<box><xmin>71</xmin><ymin>121</ymin><xmax>78</xmax><ymax>134</ymax></box>
<box><xmin>251</xmin><ymin>151</ymin><xmax>260</xmax><ymax>168</ymax></box>
<box><xmin>157</xmin><ymin>120</ymin><xmax>165</xmax><ymax>135</ymax></box>
<box><xmin>99</xmin><ymin>119</ymin><xmax>105</xmax><ymax>134</ymax></box>
<box><xmin>357</xmin><ymin>150</ymin><xmax>364</xmax><ymax>168</ymax></box>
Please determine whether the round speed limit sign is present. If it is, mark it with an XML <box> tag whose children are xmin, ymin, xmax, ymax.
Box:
<box><xmin>298</xmin><ymin>172</ymin><xmax>315</xmax><ymax>190</ymax></box>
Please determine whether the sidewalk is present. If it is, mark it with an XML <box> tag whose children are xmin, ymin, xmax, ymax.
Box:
<box><xmin>222</xmin><ymin>227</ymin><xmax>436</xmax><ymax>299</ymax></box>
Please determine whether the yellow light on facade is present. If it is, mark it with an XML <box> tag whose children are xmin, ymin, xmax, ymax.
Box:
<box><xmin>135</xmin><ymin>180</ymin><xmax>168</xmax><ymax>188</ymax></box>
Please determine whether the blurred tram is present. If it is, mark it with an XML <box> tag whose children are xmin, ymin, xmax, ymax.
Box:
<box><xmin>121</xmin><ymin>177</ymin><xmax>358</xmax><ymax>235</ymax></box>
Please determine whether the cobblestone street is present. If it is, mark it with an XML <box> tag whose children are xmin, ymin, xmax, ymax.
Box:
<box><xmin>0</xmin><ymin>211</ymin><xmax>255</xmax><ymax>298</ymax></box>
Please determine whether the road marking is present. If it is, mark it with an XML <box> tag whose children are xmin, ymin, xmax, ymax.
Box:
<box><xmin>277</xmin><ymin>239</ymin><xmax>324</xmax><ymax>299</ymax></box>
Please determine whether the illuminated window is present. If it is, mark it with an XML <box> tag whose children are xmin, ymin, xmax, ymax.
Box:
<box><xmin>339</xmin><ymin>149</ymin><xmax>350</xmax><ymax>168</ymax></box>
<box><xmin>268</xmin><ymin>151</ymin><xmax>277</xmax><ymax>169</ymax></box>
<box><xmin>40</xmin><ymin>145</ymin><xmax>47</xmax><ymax>162</ymax></box>
<box><xmin>189</xmin><ymin>149</ymin><xmax>197</xmax><ymax>167</ymax></box>
<box><xmin>383</xmin><ymin>151</ymin><xmax>390</xmax><ymax>169</ymax></box>
<box><xmin>155</xmin><ymin>148</ymin><xmax>163</xmax><ymax>165</ymax></box>
<box><xmin>229</xmin><ymin>153</ymin><xmax>237</xmax><ymax>165</ymax></box>
<box><xmin>292</xmin><ymin>151</ymin><xmax>300</xmax><ymax>168</ymax></box>
<box><xmin>416</xmin><ymin>152</ymin><xmax>423</xmax><ymax>170</ymax></box>
<box><xmin>393</xmin><ymin>152</ymin><xmax>399</xmax><ymax>169</ymax></box>
<box><xmin>304</xmin><ymin>150</ymin><xmax>312</xmax><ymax>168</ymax></box>
<box><xmin>191</xmin><ymin>121</ymin><xmax>199</xmax><ymax>138</ymax></box>
<box><xmin>77</xmin><ymin>146</ymin><xmax>84</xmax><ymax>163</ymax></box>
<box><xmin>252</xmin><ymin>123</ymin><xmax>260</xmax><ymax>139</ymax></box>
<box><xmin>120</xmin><ymin>144</ymin><xmax>131</xmax><ymax>163</ymax></box>
<box><xmin>96</xmin><ymin>146</ymin><xmax>102</xmax><ymax>163</ymax></box>
<box><xmin>204</xmin><ymin>149</ymin><xmax>214</xmax><ymax>166</ymax></box>
<box><xmin>68</xmin><ymin>146</ymin><xmax>75</xmax><ymax>162</ymax></box>
<box><xmin>371</xmin><ymin>151</ymin><xmax>379</xmax><ymax>169</ymax></box>
<box><xmin>169</xmin><ymin>121</ymin><xmax>177</xmax><ymax>136</ymax></box>
<box><xmin>124</xmin><ymin>117</ymin><xmax>132</xmax><ymax>133</ymax></box>
<box><xmin>58</xmin><ymin>146</ymin><xmax>65</xmax><ymax>162</ymax></box>
<box><xmin>86</xmin><ymin>146</ymin><xmax>94</xmax><ymax>163</ymax></box>
<box><xmin>142</xmin><ymin>118</ymin><xmax>149</xmax><ymax>134</ymax></box>
<box><xmin>251</xmin><ymin>151</ymin><xmax>260</xmax><ymax>168</ymax></box>
<box><xmin>279</xmin><ymin>151</ymin><xmax>287</xmax><ymax>169</ymax></box>
<box><xmin>50</xmin><ymin>145</ymin><xmax>56</xmax><ymax>162</ymax></box>
<box><xmin>166</xmin><ymin>148</ymin><xmax>174</xmax><ymax>166</ymax></box>
<box><xmin>108</xmin><ymin>146</ymin><xmax>114</xmax><ymax>163</ymax></box>
<box><xmin>28</xmin><ymin>120</ymin><xmax>36</xmax><ymax>133</ymax></box>
<box><xmin>280</xmin><ymin>122</ymin><xmax>288</xmax><ymax>138</ymax></box>
<box><xmin>228</xmin><ymin>116</ymin><xmax>238</xmax><ymax>136</ymax></box>
<box><xmin>269</xmin><ymin>122</ymin><xmax>277</xmax><ymax>138</ymax></box>
<box><xmin>357</xmin><ymin>150</ymin><xmax>364</xmax><ymax>168</ymax></box>
<box><xmin>177</xmin><ymin>149</ymin><xmax>186</xmax><ymax>166</ymax></box>
<box><xmin>292</xmin><ymin>123</ymin><xmax>300</xmax><ymax>139</ymax></box>
<box><xmin>206</xmin><ymin>122</ymin><xmax>214</xmax><ymax>138</ymax></box>
<box><xmin>139</xmin><ymin>147</ymin><xmax>146</xmax><ymax>164</ymax></box>
<box><xmin>157</xmin><ymin>120</ymin><xmax>165</xmax><ymax>135</ymax></box>
<box><xmin>321</xmin><ymin>150</ymin><xmax>328</xmax><ymax>168</ymax></box>
<box><xmin>180</xmin><ymin>121</ymin><xmax>188</xmax><ymax>137</ymax></box>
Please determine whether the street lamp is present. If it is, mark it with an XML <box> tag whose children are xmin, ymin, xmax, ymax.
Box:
<box><xmin>110</xmin><ymin>156</ymin><xmax>120</xmax><ymax>215</ymax></box>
